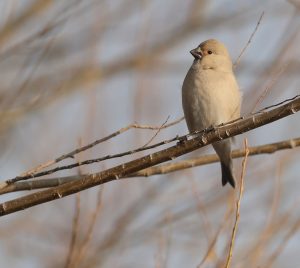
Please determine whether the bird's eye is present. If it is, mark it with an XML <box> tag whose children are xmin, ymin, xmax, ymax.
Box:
<box><xmin>207</xmin><ymin>50</ymin><xmax>213</xmax><ymax>54</ymax></box>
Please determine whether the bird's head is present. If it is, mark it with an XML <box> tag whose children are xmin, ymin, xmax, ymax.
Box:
<box><xmin>190</xmin><ymin>39</ymin><xmax>231</xmax><ymax>61</ymax></box>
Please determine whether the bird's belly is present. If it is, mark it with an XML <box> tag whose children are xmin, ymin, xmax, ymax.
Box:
<box><xmin>182</xmin><ymin>70</ymin><xmax>240</xmax><ymax>133</ymax></box>
<box><xmin>188</xmin><ymin>87</ymin><xmax>219</xmax><ymax>130</ymax></box>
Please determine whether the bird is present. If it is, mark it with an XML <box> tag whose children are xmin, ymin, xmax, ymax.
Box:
<box><xmin>182</xmin><ymin>39</ymin><xmax>241</xmax><ymax>188</ymax></box>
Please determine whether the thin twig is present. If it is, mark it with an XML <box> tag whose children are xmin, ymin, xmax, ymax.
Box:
<box><xmin>0</xmin><ymin>136</ymin><xmax>299</xmax><ymax>195</ymax></box>
<box><xmin>10</xmin><ymin>117</ymin><xmax>184</xmax><ymax>182</ymax></box>
<box><xmin>264</xmin><ymin>207</ymin><xmax>300</xmax><ymax>267</ymax></box>
<box><xmin>251</xmin><ymin>64</ymin><xmax>288</xmax><ymax>112</ymax></box>
<box><xmin>7</xmin><ymin>135</ymin><xmax>181</xmax><ymax>183</ymax></box>
<box><xmin>65</xmin><ymin>193</ymin><xmax>81</xmax><ymax>268</ymax></box>
<box><xmin>142</xmin><ymin>116</ymin><xmax>170</xmax><ymax>148</ymax></box>
<box><xmin>252</xmin><ymin>94</ymin><xmax>300</xmax><ymax>114</ymax></box>
<box><xmin>197</xmin><ymin>206</ymin><xmax>234</xmax><ymax>268</ymax></box>
<box><xmin>233</xmin><ymin>11</ymin><xmax>264</xmax><ymax>68</ymax></box>
<box><xmin>71</xmin><ymin>187</ymin><xmax>103</xmax><ymax>267</ymax></box>
<box><xmin>246</xmin><ymin>158</ymin><xmax>282</xmax><ymax>264</ymax></box>
<box><xmin>0</xmin><ymin>1</ymin><xmax>82</xmax><ymax>61</ymax></box>
<box><xmin>225</xmin><ymin>139</ymin><xmax>249</xmax><ymax>268</ymax></box>
<box><xmin>64</xmin><ymin>139</ymin><xmax>84</xmax><ymax>268</ymax></box>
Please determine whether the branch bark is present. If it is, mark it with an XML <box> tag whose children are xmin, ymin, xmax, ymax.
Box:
<box><xmin>0</xmin><ymin>96</ymin><xmax>299</xmax><ymax>216</ymax></box>
<box><xmin>1</xmin><ymin>136</ymin><xmax>299</xmax><ymax>194</ymax></box>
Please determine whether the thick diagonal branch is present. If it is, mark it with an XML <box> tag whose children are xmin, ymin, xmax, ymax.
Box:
<box><xmin>0</xmin><ymin>96</ymin><xmax>299</xmax><ymax>216</ymax></box>
<box><xmin>0</xmin><ymin>136</ymin><xmax>299</xmax><ymax>194</ymax></box>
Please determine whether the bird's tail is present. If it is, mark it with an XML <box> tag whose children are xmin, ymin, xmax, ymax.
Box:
<box><xmin>212</xmin><ymin>139</ymin><xmax>236</xmax><ymax>188</ymax></box>
<box><xmin>221</xmin><ymin>161</ymin><xmax>236</xmax><ymax>188</ymax></box>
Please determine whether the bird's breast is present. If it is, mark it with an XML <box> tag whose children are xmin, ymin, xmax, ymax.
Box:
<box><xmin>182</xmin><ymin>66</ymin><xmax>241</xmax><ymax>133</ymax></box>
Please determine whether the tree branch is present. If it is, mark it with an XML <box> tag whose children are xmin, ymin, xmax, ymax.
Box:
<box><xmin>15</xmin><ymin>116</ymin><xmax>184</xmax><ymax>181</ymax></box>
<box><xmin>0</xmin><ymin>96</ymin><xmax>299</xmax><ymax>216</ymax></box>
<box><xmin>0</xmin><ymin>136</ymin><xmax>299</xmax><ymax>194</ymax></box>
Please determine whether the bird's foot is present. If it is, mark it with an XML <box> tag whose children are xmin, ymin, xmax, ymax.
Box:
<box><xmin>177</xmin><ymin>135</ymin><xmax>188</xmax><ymax>145</ymax></box>
<box><xmin>204</xmin><ymin>125</ymin><xmax>216</xmax><ymax>133</ymax></box>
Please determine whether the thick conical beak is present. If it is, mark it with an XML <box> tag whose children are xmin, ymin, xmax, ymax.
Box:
<box><xmin>190</xmin><ymin>48</ymin><xmax>202</xmax><ymax>60</ymax></box>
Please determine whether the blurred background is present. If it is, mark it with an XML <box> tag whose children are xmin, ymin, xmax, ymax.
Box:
<box><xmin>0</xmin><ymin>0</ymin><xmax>300</xmax><ymax>267</ymax></box>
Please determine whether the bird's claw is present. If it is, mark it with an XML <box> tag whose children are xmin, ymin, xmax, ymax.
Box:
<box><xmin>177</xmin><ymin>136</ymin><xmax>188</xmax><ymax>145</ymax></box>
<box><xmin>204</xmin><ymin>125</ymin><xmax>215</xmax><ymax>133</ymax></box>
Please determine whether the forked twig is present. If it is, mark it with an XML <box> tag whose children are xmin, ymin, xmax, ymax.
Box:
<box><xmin>9</xmin><ymin>117</ymin><xmax>184</xmax><ymax>182</ymax></box>
<box><xmin>142</xmin><ymin>116</ymin><xmax>170</xmax><ymax>148</ymax></box>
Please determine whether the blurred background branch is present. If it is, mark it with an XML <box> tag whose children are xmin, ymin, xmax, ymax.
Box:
<box><xmin>1</xmin><ymin>0</ymin><xmax>300</xmax><ymax>267</ymax></box>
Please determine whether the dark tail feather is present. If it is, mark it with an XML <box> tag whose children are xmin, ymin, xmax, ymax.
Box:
<box><xmin>221</xmin><ymin>162</ymin><xmax>236</xmax><ymax>188</ymax></box>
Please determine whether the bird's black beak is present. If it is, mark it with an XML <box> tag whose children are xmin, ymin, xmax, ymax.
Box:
<box><xmin>190</xmin><ymin>48</ymin><xmax>202</xmax><ymax>60</ymax></box>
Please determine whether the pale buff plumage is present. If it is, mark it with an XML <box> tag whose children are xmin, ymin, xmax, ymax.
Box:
<box><xmin>182</xmin><ymin>39</ymin><xmax>241</xmax><ymax>188</ymax></box>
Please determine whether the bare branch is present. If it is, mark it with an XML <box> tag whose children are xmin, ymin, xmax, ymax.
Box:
<box><xmin>132</xmin><ymin>136</ymin><xmax>299</xmax><ymax>177</ymax></box>
<box><xmin>8</xmin><ymin>134</ymin><xmax>181</xmax><ymax>183</ymax></box>
<box><xmin>0</xmin><ymin>96</ymin><xmax>299</xmax><ymax>216</ymax></box>
<box><xmin>225</xmin><ymin>139</ymin><xmax>249</xmax><ymax>268</ymax></box>
<box><xmin>233</xmin><ymin>11</ymin><xmax>264</xmax><ymax>68</ymax></box>
<box><xmin>198</xmin><ymin>206</ymin><xmax>234</xmax><ymax>267</ymax></box>
<box><xmin>1</xmin><ymin>136</ymin><xmax>299</xmax><ymax>195</ymax></box>
<box><xmin>142</xmin><ymin>116</ymin><xmax>170</xmax><ymax>148</ymax></box>
<box><xmin>15</xmin><ymin>116</ymin><xmax>184</xmax><ymax>181</ymax></box>
<box><xmin>65</xmin><ymin>193</ymin><xmax>81</xmax><ymax>268</ymax></box>
<box><xmin>251</xmin><ymin>64</ymin><xmax>288</xmax><ymax>112</ymax></box>
<box><xmin>252</xmin><ymin>94</ymin><xmax>300</xmax><ymax>114</ymax></box>
<box><xmin>71</xmin><ymin>188</ymin><xmax>103</xmax><ymax>267</ymax></box>
<box><xmin>6</xmin><ymin>95</ymin><xmax>298</xmax><ymax>184</ymax></box>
